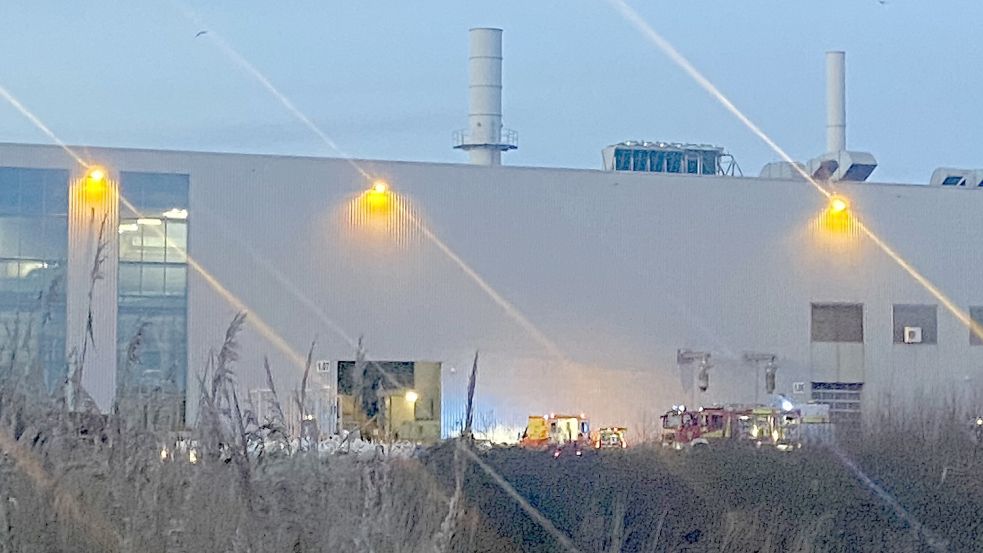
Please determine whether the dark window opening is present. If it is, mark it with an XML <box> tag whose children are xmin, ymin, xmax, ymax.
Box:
<box><xmin>811</xmin><ymin>303</ymin><xmax>864</xmax><ymax>343</ymax></box>
<box><xmin>892</xmin><ymin>304</ymin><xmax>937</xmax><ymax>344</ymax></box>
<box><xmin>970</xmin><ymin>306</ymin><xmax>983</xmax><ymax>346</ymax></box>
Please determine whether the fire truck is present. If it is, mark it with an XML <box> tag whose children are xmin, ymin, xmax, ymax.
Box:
<box><xmin>593</xmin><ymin>426</ymin><xmax>628</xmax><ymax>449</ymax></box>
<box><xmin>520</xmin><ymin>413</ymin><xmax>591</xmax><ymax>457</ymax></box>
<box><xmin>660</xmin><ymin>406</ymin><xmax>708</xmax><ymax>449</ymax></box>
<box><xmin>662</xmin><ymin>404</ymin><xmax>804</xmax><ymax>451</ymax></box>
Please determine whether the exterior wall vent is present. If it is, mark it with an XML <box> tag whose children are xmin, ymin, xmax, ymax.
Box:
<box><xmin>930</xmin><ymin>167</ymin><xmax>983</xmax><ymax>188</ymax></box>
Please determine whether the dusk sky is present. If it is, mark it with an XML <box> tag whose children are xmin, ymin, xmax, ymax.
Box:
<box><xmin>0</xmin><ymin>1</ymin><xmax>979</xmax><ymax>183</ymax></box>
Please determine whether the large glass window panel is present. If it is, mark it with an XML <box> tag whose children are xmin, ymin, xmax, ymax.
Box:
<box><xmin>0</xmin><ymin>259</ymin><xmax>20</xmax><ymax>286</ymax></box>
<box><xmin>141</xmin><ymin>265</ymin><xmax>165</xmax><ymax>295</ymax></box>
<box><xmin>120</xmin><ymin>172</ymin><xmax>189</xmax><ymax>216</ymax></box>
<box><xmin>0</xmin><ymin>169</ymin><xmax>18</xmax><ymax>209</ymax></box>
<box><xmin>43</xmin><ymin>172</ymin><xmax>68</xmax><ymax>215</ymax></box>
<box><xmin>164</xmin><ymin>265</ymin><xmax>187</xmax><ymax>296</ymax></box>
<box><xmin>119</xmin><ymin>264</ymin><xmax>142</xmax><ymax>296</ymax></box>
<box><xmin>118</xmin><ymin>171</ymin><xmax>188</xmax><ymax>426</ymax></box>
<box><xmin>18</xmin><ymin>171</ymin><xmax>44</xmax><ymax>215</ymax></box>
<box><xmin>165</xmin><ymin>221</ymin><xmax>187</xmax><ymax>263</ymax></box>
<box><xmin>0</xmin><ymin>167</ymin><xmax>69</xmax><ymax>395</ymax></box>
<box><xmin>119</xmin><ymin>219</ymin><xmax>143</xmax><ymax>262</ymax></box>
<box><xmin>17</xmin><ymin>217</ymin><xmax>47</xmax><ymax>259</ymax></box>
<box><xmin>0</xmin><ymin>218</ymin><xmax>20</xmax><ymax>255</ymax></box>
<box><xmin>43</xmin><ymin>217</ymin><xmax>67</xmax><ymax>260</ymax></box>
<box><xmin>117</xmin><ymin>308</ymin><xmax>188</xmax><ymax>392</ymax></box>
<box><xmin>632</xmin><ymin>149</ymin><xmax>648</xmax><ymax>172</ymax></box>
<box><xmin>138</xmin><ymin>223</ymin><xmax>167</xmax><ymax>262</ymax></box>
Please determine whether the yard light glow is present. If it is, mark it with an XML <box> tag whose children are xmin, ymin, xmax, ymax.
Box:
<box><xmin>363</xmin><ymin>180</ymin><xmax>391</xmax><ymax>213</ymax></box>
<box><xmin>817</xmin><ymin>194</ymin><xmax>856</xmax><ymax>236</ymax></box>
<box><xmin>405</xmin><ymin>390</ymin><xmax>419</xmax><ymax>403</ymax></box>
<box><xmin>829</xmin><ymin>196</ymin><xmax>849</xmax><ymax>214</ymax></box>
<box><xmin>83</xmin><ymin>166</ymin><xmax>109</xmax><ymax>198</ymax></box>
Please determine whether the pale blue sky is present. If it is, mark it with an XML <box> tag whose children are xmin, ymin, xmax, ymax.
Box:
<box><xmin>0</xmin><ymin>1</ymin><xmax>978</xmax><ymax>183</ymax></box>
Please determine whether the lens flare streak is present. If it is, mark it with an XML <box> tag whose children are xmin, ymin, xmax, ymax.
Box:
<box><xmin>170</xmin><ymin>0</ymin><xmax>370</xmax><ymax>180</ymax></box>
<box><xmin>606</xmin><ymin>0</ymin><xmax>983</xmax><ymax>344</ymax></box>
<box><xmin>0</xmin><ymin>84</ymin><xmax>90</xmax><ymax>167</ymax></box>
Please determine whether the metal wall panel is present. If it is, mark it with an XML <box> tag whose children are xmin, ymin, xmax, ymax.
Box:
<box><xmin>1</xmin><ymin>143</ymin><xmax>982</xmax><ymax>429</ymax></box>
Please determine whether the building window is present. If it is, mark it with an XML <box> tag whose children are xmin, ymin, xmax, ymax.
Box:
<box><xmin>941</xmin><ymin>175</ymin><xmax>964</xmax><ymax>186</ymax></box>
<box><xmin>811</xmin><ymin>303</ymin><xmax>864</xmax><ymax>343</ymax></box>
<box><xmin>614</xmin><ymin>148</ymin><xmax>631</xmax><ymax>171</ymax></box>
<box><xmin>701</xmin><ymin>151</ymin><xmax>717</xmax><ymax>175</ymax></box>
<box><xmin>666</xmin><ymin>151</ymin><xmax>683</xmax><ymax>173</ymax></box>
<box><xmin>971</xmin><ymin>306</ymin><xmax>983</xmax><ymax>346</ymax></box>
<box><xmin>0</xmin><ymin>167</ymin><xmax>69</xmax><ymax>389</ymax></box>
<box><xmin>649</xmin><ymin>150</ymin><xmax>666</xmax><ymax>173</ymax></box>
<box><xmin>117</xmin><ymin>172</ymin><xmax>189</xmax><ymax>428</ymax></box>
<box><xmin>631</xmin><ymin>149</ymin><xmax>648</xmax><ymax>172</ymax></box>
<box><xmin>892</xmin><ymin>304</ymin><xmax>937</xmax><ymax>344</ymax></box>
<box><xmin>811</xmin><ymin>382</ymin><xmax>862</xmax><ymax>426</ymax></box>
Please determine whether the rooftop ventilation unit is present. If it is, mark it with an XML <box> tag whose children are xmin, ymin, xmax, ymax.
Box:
<box><xmin>759</xmin><ymin>161</ymin><xmax>807</xmax><ymax>180</ymax></box>
<box><xmin>602</xmin><ymin>141</ymin><xmax>741</xmax><ymax>176</ymax></box>
<box><xmin>807</xmin><ymin>51</ymin><xmax>878</xmax><ymax>182</ymax></box>
<box><xmin>930</xmin><ymin>167</ymin><xmax>983</xmax><ymax>188</ymax></box>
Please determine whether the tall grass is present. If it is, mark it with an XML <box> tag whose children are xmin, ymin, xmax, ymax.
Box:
<box><xmin>0</xmin><ymin>244</ymin><xmax>980</xmax><ymax>551</ymax></box>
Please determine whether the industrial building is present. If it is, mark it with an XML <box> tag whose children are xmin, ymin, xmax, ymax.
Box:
<box><xmin>0</xmin><ymin>29</ymin><xmax>981</xmax><ymax>436</ymax></box>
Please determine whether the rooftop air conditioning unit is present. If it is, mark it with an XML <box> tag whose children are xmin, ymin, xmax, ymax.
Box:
<box><xmin>903</xmin><ymin>326</ymin><xmax>923</xmax><ymax>344</ymax></box>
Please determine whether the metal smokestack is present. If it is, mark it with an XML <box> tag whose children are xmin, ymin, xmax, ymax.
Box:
<box><xmin>826</xmin><ymin>51</ymin><xmax>846</xmax><ymax>153</ymax></box>
<box><xmin>453</xmin><ymin>27</ymin><xmax>517</xmax><ymax>166</ymax></box>
<box><xmin>808</xmin><ymin>50</ymin><xmax>876</xmax><ymax>182</ymax></box>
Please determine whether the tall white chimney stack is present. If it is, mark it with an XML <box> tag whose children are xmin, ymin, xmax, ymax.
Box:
<box><xmin>826</xmin><ymin>51</ymin><xmax>846</xmax><ymax>153</ymax></box>
<box><xmin>453</xmin><ymin>27</ymin><xmax>517</xmax><ymax>166</ymax></box>
<box><xmin>808</xmin><ymin>50</ymin><xmax>876</xmax><ymax>182</ymax></box>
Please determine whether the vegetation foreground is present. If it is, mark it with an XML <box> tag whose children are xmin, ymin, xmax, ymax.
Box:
<box><xmin>1</xmin><ymin>402</ymin><xmax>982</xmax><ymax>552</ymax></box>
<box><xmin>1</xmin><ymin>312</ymin><xmax>981</xmax><ymax>552</ymax></box>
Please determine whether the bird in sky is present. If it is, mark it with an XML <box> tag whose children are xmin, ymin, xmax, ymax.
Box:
<box><xmin>195</xmin><ymin>30</ymin><xmax>208</xmax><ymax>38</ymax></box>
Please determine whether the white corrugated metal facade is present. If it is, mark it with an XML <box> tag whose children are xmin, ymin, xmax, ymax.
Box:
<box><xmin>1</xmin><ymin>142</ymin><xmax>981</xmax><ymax>430</ymax></box>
